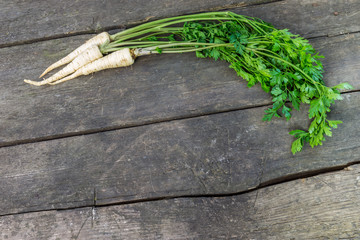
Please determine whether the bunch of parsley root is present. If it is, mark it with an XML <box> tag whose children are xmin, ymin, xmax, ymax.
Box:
<box><xmin>25</xmin><ymin>12</ymin><xmax>352</xmax><ymax>154</ymax></box>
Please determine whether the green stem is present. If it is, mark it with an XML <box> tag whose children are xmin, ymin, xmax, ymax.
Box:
<box><xmin>143</xmin><ymin>42</ymin><xmax>231</xmax><ymax>51</ymax></box>
<box><xmin>111</xmin><ymin>12</ymin><xmax>272</xmax><ymax>42</ymax></box>
<box><xmin>113</xmin><ymin>17</ymin><xmax>235</xmax><ymax>42</ymax></box>
<box><xmin>159</xmin><ymin>44</ymin><xmax>231</xmax><ymax>53</ymax></box>
<box><xmin>111</xmin><ymin>12</ymin><xmax>232</xmax><ymax>40</ymax></box>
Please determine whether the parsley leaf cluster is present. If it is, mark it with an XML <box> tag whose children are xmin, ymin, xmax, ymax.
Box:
<box><xmin>180</xmin><ymin>17</ymin><xmax>352</xmax><ymax>154</ymax></box>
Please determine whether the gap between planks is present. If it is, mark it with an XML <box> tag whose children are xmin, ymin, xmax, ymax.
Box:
<box><xmin>0</xmin><ymin>0</ymin><xmax>283</xmax><ymax>49</ymax></box>
<box><xmin>1</xmin><ymin>159</ymin><xmax>359</xmax><ymax>218</ymax></box>
<box><xmin>3</xmin><ymin>0</ymin><xmax>360</xmax><ymax>49</ymax></box>
<box><xmin>0</xmin><ymin>102</ymin><xmax>274</xmax><ymax>148</ymax></box>
<box><xmin>1</xmin><ymin>89</ymin><xmax>358</xmax><ymax>149</ymax></box>
<box><xmin>2</xmin><ymin>15</ymin><xmax>358</xmax><ymax>49</ymax></box>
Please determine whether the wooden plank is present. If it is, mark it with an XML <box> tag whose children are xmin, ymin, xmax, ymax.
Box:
<box><xmin>2</xmin><ymin>164</ymin><xmax>360</xmax><ymax>239</ymax></box>
<box><xmin>1</xmin><ymin>31</ymin><xmax>359</xmax><ymax>146</ymax></box>
<box><xmin>2</xmin><ymin>0</ymin><xmax>360</xmax><ymax>46</ymax></box>
<box><xmin>0</xmin><ymin>0</ymin><xmax>277</xmax><ymax>46</ymax></box>
<box><xmin>1</xmin><ymin>91</ymin><xmax>359</xmax><ymax>215</ymax></box>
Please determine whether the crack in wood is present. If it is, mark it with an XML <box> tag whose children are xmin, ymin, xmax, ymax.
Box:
<box><xmin>253</xmin><ymin>153</ymin><xmax>267</xmax><ymax>209</ymax></box>
<box><xmin>2</xmin><ymin>161</ymin><xmax>360</xmax><ymax>218</ymax></box>
<box><xmin>74</xmin><ymin>214</ymin><xmax>90</xmax><ymax>240</ymax></box>
<box><xmin>91</xmin><ymin>188</ymin><xmax>97</xmax><ymax>227</ymax></box>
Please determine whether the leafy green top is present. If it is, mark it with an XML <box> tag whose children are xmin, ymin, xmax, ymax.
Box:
<box><xmin>180</xmin><ymin>19</ymin><xmax>353</xmax><ymax>154</ymax></box>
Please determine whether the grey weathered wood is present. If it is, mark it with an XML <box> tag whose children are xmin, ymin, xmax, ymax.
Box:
<box><xmin>1</xmin><ymin>31</ymin><xmax>359</xmax><ymax>146</ymax></box>
<box><xmin>315</xmin><ymin>33</ymin><xmax>360</xmax><ymax>89</ymax></box>
<box><xmin>237</xmin><ymin>0</ymin><xmax>360</xmax><ymax>38</ymax></box>
<box><xmin>0</xmin><ymin>0</ymin><xmax>277</xmax><ymax>46</ymax></box>
<box><xmin>1</xmin><ymin>91</ymin><xmax>359</xmax><ymax>215</ymax></box>
<box><xmin>2</xmin><ymin>164</ymin><xmax>360</xmax><ymax>239</ymax></box>
<box><xmin>2</xmin><ymin>0</ymin><xmax>360</xmax><ymax>46</ymax></box>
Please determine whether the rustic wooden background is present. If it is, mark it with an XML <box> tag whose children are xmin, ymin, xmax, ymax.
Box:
<box><xmin>1</xmin><ymin>0</ymin><xmax>360</xmax><ymax>239</ymax></box>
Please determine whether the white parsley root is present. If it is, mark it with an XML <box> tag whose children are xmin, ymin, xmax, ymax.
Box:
<box><xmin>25</xmin><ymin>45</ymin><xmax>103</xmax><ymax>86</ymax></box>
<box><xmin>49</xmin><ymin>48</ymin><xmax>150</xmax><ymax>85</ymax></box>
<box><xmin>39</xmin><ymin>32</ymin><xmax>110</xmax><ymax>78</ymax></box>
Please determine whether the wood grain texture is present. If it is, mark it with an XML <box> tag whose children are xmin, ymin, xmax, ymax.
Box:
<box><xmin>1</xmin><ymin>31</ymin><xmax>360</xmax><ymax>146</ymax></box>
<box><xmin>2</xmin><ymin>1</ymin><xmax>359</xmax><ymax>238</ymax></box>
<box><xmin>1</xmin><ymin>91</ymin><xmax>359</xmax><ymax>215</ymax></box>
<box><xmin>2</xmin><ymin>164</ymin><xmax>360</xmax><ymax>239</ymax></box>
<box><xmin>0</xmin><ymin>0</ymin><xmax>277</xmax><ymax>46</ymax></box>
<box><xmin>236</xmin><ymin>0</ymin><xmax>360</xmax><ymax>38</ymax></box>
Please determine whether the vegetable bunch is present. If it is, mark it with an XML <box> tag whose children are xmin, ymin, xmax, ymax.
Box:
<box><xmin>24</xmin><ymin>11</ymin><xmax>352</xmax><ymax>154</ymax></box>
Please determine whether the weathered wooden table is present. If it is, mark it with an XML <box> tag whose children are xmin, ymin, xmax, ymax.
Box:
<box><xmin>1</xmin><ymin>0</ymin><xmax>360</xmax><ymax>239</ymax></box>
